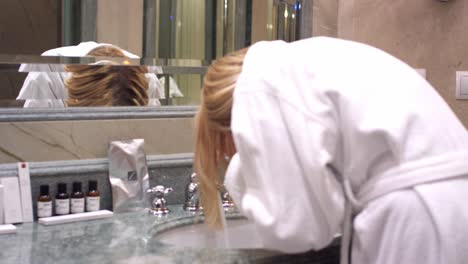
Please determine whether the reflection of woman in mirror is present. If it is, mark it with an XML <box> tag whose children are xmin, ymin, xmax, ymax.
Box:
<box><xmin>65</xmin><ymin>62</ymin><xmax>150</xmax><ymax>107</ymax></box>
<box><xmin>16</xmin><ymin>42</ymin><xmax>164</xmax><ymax>107</ymax></box>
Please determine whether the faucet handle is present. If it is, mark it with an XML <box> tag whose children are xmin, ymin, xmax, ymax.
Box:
<box><xmin>147</xmin><ymin>185</ymin><xmax>173</xmax><ymax>197</ymax></box>
<box><xmin>147</xmin><ymin>185</ymin><xmax>173</xmax><ymax>215</ymax></box>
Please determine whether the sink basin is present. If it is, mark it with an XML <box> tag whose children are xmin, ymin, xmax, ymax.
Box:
<box><xmin>151</xmin><ymin>213</ymin><xmax>342</xmax><ymax>263</ymax></box>
<box><xmin>155</xmin><ymin>218</ymin><xmax>263</xmax><ymax>249</ymax></box>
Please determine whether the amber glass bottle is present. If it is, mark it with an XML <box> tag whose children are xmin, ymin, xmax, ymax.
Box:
<box><xmin>86</xmin><ymin>180</ymin><xmax>100</xmax><ymax>212</ymax></box>
<box><xmin>37</xmin><ymin>185</ymin><xmax>52</xmax><ymax>218</ymax></box>
<box><xmin>55</xmin><ymin>183</ymin><xmax>70</xmax><ymax>215</ymax></box>
<box><xmin>71</xmin><ymin>182</ymin><xmax>85</xmax><ymax>213</ymax></box>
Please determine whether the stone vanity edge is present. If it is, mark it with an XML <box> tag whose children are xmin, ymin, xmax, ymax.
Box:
<box><xmin>0</xmin><ymin>105</ymin><xmax>198</xmax><ymax>122</ymax></box>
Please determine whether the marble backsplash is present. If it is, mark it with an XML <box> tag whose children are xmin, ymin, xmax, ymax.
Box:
<box><xmin>0</xmin><ymin>153</ymin><xmax>194</xmax><ymax>220</ymax></box>
<box><xmin>0</xmin><ymin>117</ymin><xmax>194</xmax><ymax>163</ymax></box>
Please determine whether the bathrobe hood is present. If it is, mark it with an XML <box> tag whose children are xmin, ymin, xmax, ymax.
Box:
<box><xmin>225</xmin><ymin>37</ymin><xmax>468</xmax><ymax>254</ymax></box>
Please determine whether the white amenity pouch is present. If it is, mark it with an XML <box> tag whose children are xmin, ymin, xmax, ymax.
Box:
<box><xmin>108</xmin><ymin>139</ymin><xmax>149</xmax><ymax>213</ymax></box>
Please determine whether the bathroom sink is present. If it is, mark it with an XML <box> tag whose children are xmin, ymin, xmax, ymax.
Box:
<box><xmin>155</xmin><ymin>218</ymin><xmax>263</xmax><ymax>249</ymax></box>
<box><xmin>151</xmin><ymin>214</ymin><xmax>342</xmax><ymax>263</ymax></box>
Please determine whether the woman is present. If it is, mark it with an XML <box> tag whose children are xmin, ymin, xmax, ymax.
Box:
<box><xmin>194</xmin><ymin>37</ymin><xmax>468</xmax><ymax>264</ymax></box>
<box><xmin>16</xmin><ymin>42</ymin><xmax>163</xmax><ymax>107</ymax></box>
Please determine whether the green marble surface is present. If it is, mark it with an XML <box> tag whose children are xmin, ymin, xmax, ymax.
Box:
<box><xmin>0</xmin><ymin>206</ymin><xmax>340</xmax><ymax>264</ymax></box>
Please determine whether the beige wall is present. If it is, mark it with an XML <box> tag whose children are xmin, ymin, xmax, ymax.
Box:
<box><xmin>0</xmin><ymin>118</ymin><xmax>194</xmax><ymax>163</ymax></box>
<box><xmin>337</xmin><ymin>0</ymin><xmax>468</xmax><ymax>128</ymax></box>
<box><xmin>251</xmin><ymin>0</ymin><xmax>274</xmax><ymax>43</ymax></box>
<box><xmin>313</xmin><ymin>0</ymin><xmax>339</xmax><ymax>37</ymax></box>
<box><xmin>97</xmin><ymin>0</ymin><xmax>144</xmax><ymax>56</ymax></box>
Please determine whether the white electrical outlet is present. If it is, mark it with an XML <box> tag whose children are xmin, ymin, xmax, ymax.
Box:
<box><xmin>0</xmin><ymin>177</ymin><xmax>23</xmax><ymax>224</ymax></box>
<box><xmin>456</xmin><ymin>71</ymin><xmax>468</xmax><ymax>100</ymax></box>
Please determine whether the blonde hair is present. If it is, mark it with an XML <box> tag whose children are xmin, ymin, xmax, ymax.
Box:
<box><xmin>87</xmin><ymin>45</ymin><xmax>126</xmax><ymax>58</ymax></box>
<box><xmin>64</xmin><ymin>45</ymin><xmax>149</xmax><ymax>106</ymax></box>
<box><xmin>194</xmin><ymin>48</ymin><xmax>248</xmax><ymax>228</ymax></box>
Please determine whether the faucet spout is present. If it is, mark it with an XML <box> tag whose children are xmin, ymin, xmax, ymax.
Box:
<box><xmin>183</xmin><ymin>172</ymin><xmax>237</xmax><ymax>212</ymax></box>
<box><xmin>184</xmin><ymin>173</ymin><xmax>203</xmax><ymax>211</ymax></box>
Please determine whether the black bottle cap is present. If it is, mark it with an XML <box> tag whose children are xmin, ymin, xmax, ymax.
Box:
<box><xmin>57</xmin><ymin>183</ymin><xmax>67</xmax><ymax>193</ymax></box>
<box><xmin>39</xmin><ymin>185</ymin><xmax>49</xmax><ymax>196</ymax></box>
<box><xmin>72</xmin><ymin>182</ymin><xmax>82</xmax><ymax>193</ymax></box>
<box><xmin>88</xmin><ymin>180</ymin><xmax>98</xmax><ymax>191</ymax></box>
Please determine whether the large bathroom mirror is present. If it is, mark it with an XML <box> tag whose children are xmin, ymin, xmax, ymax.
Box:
<box><xmin>0</xmin><ymin>0</ymin><xmax>310</xmax><ymax>120</ymax></box>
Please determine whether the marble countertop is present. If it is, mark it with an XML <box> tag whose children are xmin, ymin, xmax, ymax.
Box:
<box><xmin>0</xmin><ymin>206</ymin><xmax>340</xmax><ymax>264</ymax></box>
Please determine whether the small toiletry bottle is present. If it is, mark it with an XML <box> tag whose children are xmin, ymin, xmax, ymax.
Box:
<box><xmin>71</xmin><ymin>182</ymin><xmax>85</xmax><ymax>214</ymax></box>
<box><xmin>55</xmin><ymin>183</ymin><xmax>70</xmax><ymax>215</ymax></box>
<box><xmin>37</xmin><ymin>185</ymin><xmax>52</xmax><ymax>218</ymax></box>
<box><xmin>86</xmin><ymin>180</ymin><xmax>100</xmax><ymax>212</ymax></box>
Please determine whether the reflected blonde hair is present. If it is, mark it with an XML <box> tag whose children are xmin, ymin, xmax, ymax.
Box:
<box><xmin>65</xmin><ymin>45</ymin><xmax>149</xmax><ymax>106</ymax></box>
<box><xmin>87</xmin><ymin>45</ymin><xmax>126</xmax><ymax>58</ymax></box>
<box><xmin>194</xmin><ymin>48</ymin><xmax>248</xmax><ymax>228</ymax></box>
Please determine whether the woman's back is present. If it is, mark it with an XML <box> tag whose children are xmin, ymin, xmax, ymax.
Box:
<box><xmin>237</xmin><ymin>36</ymin><xmax>468</xmax><ymax>188</ymax></box>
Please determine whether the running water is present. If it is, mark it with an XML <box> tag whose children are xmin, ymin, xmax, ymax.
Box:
<box><xmin>217</xmin><ymin>193</ymin><xmax>230</xmax><ymax>248</ymax></box>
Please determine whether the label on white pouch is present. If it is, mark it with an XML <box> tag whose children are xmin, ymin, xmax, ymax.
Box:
<box><xmin>86</xmin><ymin>197</ymin><xmax>100</xmax><ymax>212</ymax></box>
<box><xmin>37</xmin><ymin>201</ymin><xmax>52</xmax><ymax>218</ymax></box>
<box><xmin>55</xmin><ymin>199</ymin><xmax>70</xmax><ymax>215</ymax></box>
<box><xmin>71</xmin><ymin>198</ymin><xmax>85</xmax><ymax>214</ymax></box>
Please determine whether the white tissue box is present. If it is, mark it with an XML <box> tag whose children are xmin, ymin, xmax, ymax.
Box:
<box><xmin>0</xmin><ymin>177</ymin><xmax>23</xmax><ymax>224</ymax></box>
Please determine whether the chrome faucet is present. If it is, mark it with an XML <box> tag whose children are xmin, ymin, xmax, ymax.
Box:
<box><xmin>147</xmin><ymin>185</ymin><xmax>173</xmax><ymax>215</ymax></box>
<box><xmin>183</xmin><ymin>172</ymin><xmax>236</xmax><ymax>212</ymax></box>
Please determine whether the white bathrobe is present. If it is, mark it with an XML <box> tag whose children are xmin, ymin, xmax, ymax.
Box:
<box><xmin>16</xmin><ymin>42</ymin><xmax>164</xmax><ymax>107</ymax></box>
<box><xmin>224</xmin><ymin>37</ymin><xmax>468</xmax><ymax>264</ymax></box>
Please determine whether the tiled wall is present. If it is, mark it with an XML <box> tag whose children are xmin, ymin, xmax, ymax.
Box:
<box><xmin>337</xmin><ymin>0</ymin><xmax>468</xmax><ymax>127</ymax></box>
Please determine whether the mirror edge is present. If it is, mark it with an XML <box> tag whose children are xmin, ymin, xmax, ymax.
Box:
<box><xmin>0</xmin><ymin>106</ymin><xmax>198</xmax><ymax>122</ymax></box>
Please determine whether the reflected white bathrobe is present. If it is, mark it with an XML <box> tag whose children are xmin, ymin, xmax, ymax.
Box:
<box><xmin>224</xmin><ymin>37</ymin><xmax>468</xmax><ymax>264</ymax></box>
<box><xmin>16</xmin><ymin>42</ymin><xmax>164</xmax><ymax>107</ymax></box>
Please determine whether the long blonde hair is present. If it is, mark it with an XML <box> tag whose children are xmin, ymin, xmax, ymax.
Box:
<box><xmin>194</xmin><ymin>48</ymin><xmax>248</xmax><ymax>228</ymax></box>
<box><xmin>65</xmin><ymin>45</ymin><xmax>149</xmax><ymax>106</ymax></box>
